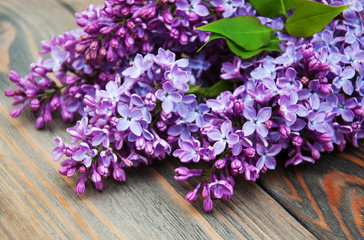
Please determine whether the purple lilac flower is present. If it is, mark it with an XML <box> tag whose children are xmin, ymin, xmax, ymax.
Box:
<box><xmin>242</xmin><ymin>106</ymin><xmax>272</xmax><ymax>137</ymax></box>
<box><xmin>72</xmin><ymin>143</ymin><xmax>97</xmax><ymax>167</ymax></box>
<box><xmin>207</xmin><ymin>120</ymin><xmax>239</xmax><ymax>155</ymax></box>
<box><xmin>173</xmin><ymin>139</ymin><xmax>201</xmax><ymax>163</ymax></box>
<box><xmin>256</xmin><ymin>144</ymin><xmax>282</xmax><ymax>170</ymax></box>
<box><xmin>155</xmin><ymin>82</ymin><xmax>183</xmax><ymax>114</ymax></box>
<box><xmin>116</xmin><ymin>103</ymin><xmax>143</xmax><ymax>136</ymax></box>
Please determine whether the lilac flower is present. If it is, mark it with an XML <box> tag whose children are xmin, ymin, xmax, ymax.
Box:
<box><xmin>307</xmin><ymin>111</ymin><xmax>327</xmax><ymax>133</ymax></box>
<box><xmin>250</xmin><ymin>56</ymin><xmax>278</xmax><ymax>80</ymax></box>
<box><xmin>297</xmin><ymin>80</ymin><xmax>323</xmax><ymax>110</ymax></box>
<box><xmin>131</xmin><ymin>94</ymin><xmax>153</xmax><ymax>123</ymax></box>
<box><xmin>184</xmin><ymin>102</ymin><xmax>209</xmax><ymax>127</ymax></box>
<box><xmin>99</xmin><ymin>148</ymin><xmax>117</xmax><ymax>167</ymax></box>
<box><xmin>72</xmin><ymin>143</ymin><xmax>97</xmax><ymax>167</ymax></box>
<box><xmin>66</xmin><ymin>117</ymin><xmax>91</xmax><ymax>143</ymax></box>
<box><xmin>207</xmin><ymin>121</ymin><xmax>239</xmax><ymax>155</ymax></box>
<box><xmin>332</xmin><ymin>94</ymin><xmax>358</xmax><ymax>122</ymax></box>
<box><xmin>285</xmin><ymin>147</ymin><xmax>315</xmax><ymax>167</ymax></box>
<box><xmin>210</xmin><ymin>0</ymin><xmax>244</xmax><ymax>17</ymax></box>
<box><xmin>167</xmin><ymin>121</ymin><xmax>199</xmax><ymax>140</ymax></box>
<box><xmin>220</xmin><ymin>57</ymin><xmax>243</xmax><ymax>80</ymax></box>
<box><xmin>232</xmin><ymin>130</ymin><xmax>252</xmax><ymax>156</ymax></box>
<box><xmin>165</xmin><ymin>64</ymin><xmax>190</xmax><ymax>91</ymax></box>
<box><xmin>278</xmin><ymin>95</ymin><xmax>299</xmax><ymax>123</ymax></box>
<box><xmin>247</xmin><ymin>83</ymin><xmax>274</xmax><ymax>103</ymax></box>
<box><xmin>173</xmin><ymin>139</ymin><xmax>201</xmax><ymax>163</ymax></box>
<box><xmin>206</xmin><ymin>91</ymin><xmax>233</xmax><ymax>114</ymax></box>
<box><xmin>95</xmin><ymin>99</ymin><xmax>114</xmax><ymax>117</ymax></box>
<box><xmin>332</xmin><ymin>66</ymin><xmax>356</xmax><ymax>95</ymax></box>
<box><xmin>153</xmin><ymin>48</ymin><xmax>175</xmax><ymax>68</ymax></box>
<box><xmin>243</xmin><ymin>107</ymin><xmax>272</xmax><ymax>137</ymax></box>
<box><xmin>155</xmin><ymin>82</ymin><xmax>182</xmax><ymax>114</ymax></box>
<box><xmin>91</xmin><ymin>127</ymin><xmax>110</xmax><ymax>147</ymax></box>
<box><xmin>209</xmin><ymin>180</ymin><xmax>233</xmax><ymax>199</ymax></box>
<box><xmin>98</xmin><ymin>79</ymin><xmax>125</xmax><ymax>102</ymax></box>
<box><xmin>116</xmin><ymin>103</ymin><xmax>143</xmax><ymax>136</ymax></box>
<box><xmin>256</xmin><ymin>144</ymin><xmax>282</xmax><ymax>170</ymax></box>
<box><xmin>43</xmin><ymin>47</ymin><xmax>69</xmax><ymax>72</ymax></box>
<box><xmin>122</xmin><ymin>54</ymin><xmax>153</xmax><ymax>78</ymax></box>
<box><xmin>199</xmin><ymin>146</ymin><xmax>216</xmax><ymax>161</ymax></box>
<box><xmin>176</xmin><ymin>0</ymin><xmax>209</xmax><ymax>17</ymax></box>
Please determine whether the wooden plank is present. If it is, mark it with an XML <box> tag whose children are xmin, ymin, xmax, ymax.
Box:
<box><xmin>0</xmin><ymin>0</ymin><xmax>315</xmax><ymax>239</ymax></box>
<box><xmin>258</xmin><ymin>148</ymin><xmax>364</xmax><ymax>239</ymax></box>
<box><xmin>57</xmin><ymin>0</ymin><xmax>105</xmax><ymax>13</ymax></box>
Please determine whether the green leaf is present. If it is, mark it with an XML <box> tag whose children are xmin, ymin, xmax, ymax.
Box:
<box><xmin>198</xmin><ymin>32</ymin><xmax>282</xmax><ymax>59</ymax></box>
<box><xmin>285</xmin><ymin>0</ymin><xmax>349</xmax><ymax>38</ymax></box>
<box><xmin>249</xmin><ymin>0</ymin><xmax>298</xmax><ymax>17</ymax></box>
<box><xmin>186</xmin><ymin>83</ymin><xmax>202</xmax><ymax>94</ymax></box>
<box><xmin>226</xmin><ymin>38</ymin><xmax>282</xmax><ymax>59</ymax></box>
<box><xmin>197</xmin><ymin>32</ymin><xmax>224</xmax><ymax>53</ymax></box>
<box><xmin>192</xmin><ymin>80</ymin><xmax>236</xmax><ymax>98</ymax></box>
<box><xmin>197</xmin><ymin>16</ymin><xmax>274</xmax><ymax>51</ymax></box>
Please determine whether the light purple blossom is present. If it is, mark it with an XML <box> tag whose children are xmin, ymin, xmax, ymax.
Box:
<box><xmin>72</xmin><ymin>143</ymin><xmax>97</xmax><ymax>167</ymax></box>
<box><xmin>256</xmin><ymin>144</ymin><xmax>282</xmax><ymax>170</ymax></box>
<box><xmin>243</xmin><ymin>106</ymin><xmax>272</xmax><ymax>137</ymax></box>
<box><xmin>155</xmin><ymin>82</ymin><xmax>183</xmax><ymax>114</ymax></box>
<box><xmin>116</xmin><ymin>103</ymin><xmax>143</xmax><ymax>136</ymax></box>
<box><xmin>207</xmin><ymin>120</ymin><xmax>239</xmax><ymax>155</ymax></box>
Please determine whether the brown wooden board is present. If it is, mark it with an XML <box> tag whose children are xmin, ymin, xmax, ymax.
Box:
<box><xmin>0</xmin><ymin>0</ymin><xmax>362</xmax><ymax>239</ymax></box>
<box><xmin>258</xmin><ymin>147</ymin><xmax>364</xmax><ymax>239</ymax></box>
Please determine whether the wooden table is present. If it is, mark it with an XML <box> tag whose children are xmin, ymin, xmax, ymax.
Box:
<box><xmin>0</xmin><ymin>1</ymin><xmax>363</xmax><ymax>239</ymax></box>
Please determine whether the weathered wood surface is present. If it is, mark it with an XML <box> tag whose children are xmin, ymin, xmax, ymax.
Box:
<box><xmin>0</xmin><ymin>0</ymin><xmax>361</xmax><ymax>239</ymax></box>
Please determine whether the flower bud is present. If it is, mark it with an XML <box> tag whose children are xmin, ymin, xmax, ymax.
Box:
<box><xmin>292</xmin><ymin>135</ymin><xmax>303</xmax><ymax>146</ymax></box>
<box><xmin>203</xmin><ymin>198</ymin><xmax>213</xmax><ymax>212</ymax></box>
<box><xmin>279</xmin><ymin>124</ymin><xmax>291</xmax><ymax>138</ymax></box>
<box><xmin>302</xmin><ymin>44</ymin><xmax>314</xmax><ymax>59</ymax></box>
<box><xmin>156</xmin><ymin>120</ymin><xmax>167</xmax><ymax>131</ymax></box>
<box><xmin>185</xmin><ymin>191</ymin><xmax>198</xmax><ymax>202</ymax></box>
<box><xmin>50</xmin><ymin>96</ymin><xmax>60</xmax><ymax>111</ymax></box>
<box><xmin>309</xmin><ymin>59</ymin><xmax>321</xmax><ymax>71</ymax></box>
<box><xmin>135</xmin><ymin>137</ymin><xmax>146</xmax><ymax>150</ymax></box>
<box><xmin>265</xmin><ymin>120</ymin><xmax>273</xmax><ymax>129</ymax></box>
<box><xmin>10</xmin><ymin>108</ymin><xmax>22</xmax><ymax>118</ymax></box>
<box><xmin>76</xmin><ymin>181</ymin><xmax>86</xmax><ymax>194</ymax></box>
<box><xmin>320</xmin><ymin>132</ymin><xmax>331</xmax><ymax>143</ymax></box>
<box><xmin>216</xmin><ymin>4</ymin><xmax>225</xmax><ymax>13</ymax></box>
<box><xmin>8</xmin><ymin>71</ymin><xmax>20</xmax><ymax>83</ymax></box>
<box><xmin>44</xmin><ymin>111</ymin><xmax>52</xmax><ymax>123</ymax></box>
<box><xmin>243</xmin><ymin>147</ymin><xmax>256</xmax><ymax>158</ymax></box>
<box><xmin>30</xmin><ymin>99</ymin><xmax>40</xmax><ymax>112</ymax></box>
<box><xmin>320</xmin><ymin>84</ymin><xmax>333</xmax><ymax>94</ymax></box>
<box><xmin>300</xmin><ymin>76</ymin><xmax>309</xmax><ymax>85</ymax></box>
<box><xmin>113</xmin><ymin>167</ymin><xmax>126</xmax><ymax>182</ymax></box>
<box><xmin>215</xmin><ymin>159</ymin><xmax>226</xmax><ymax>169</ymax></box>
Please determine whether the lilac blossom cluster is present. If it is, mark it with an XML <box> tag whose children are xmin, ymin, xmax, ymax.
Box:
<box><xmin>52</xmin><ymin>48</ymin><xmax>203</xmax><ymax>193</ymax></box>
<box><xmin>5</xmin><ymin>0</ymin><xmax>364</xmax><ymax>211</ymax></box>
<box><xmin>172</xmin><ymin>0</ymin><xmax>364</xmax><ymax>211</ymax></box>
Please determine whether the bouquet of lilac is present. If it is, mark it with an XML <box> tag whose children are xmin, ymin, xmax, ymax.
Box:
<box><xmin>5</xmin><ymin>0</ymin><xmax>364</xmax><ymax>211</ymax></box>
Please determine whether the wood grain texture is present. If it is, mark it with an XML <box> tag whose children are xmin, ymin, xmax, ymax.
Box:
<box><xmin>57</xmin><ymin>0</ymin><xmax>105</xmax><ymax>13</ymax></box>
<box><xmin>258</xmin><ymin>148</ymin><xmax>364</xmax><ymax>239</ymax></box>
<box><xmin>0</xmin><ymin>0</ymin><xmax>316</xmax><ymax>239</ymax></box>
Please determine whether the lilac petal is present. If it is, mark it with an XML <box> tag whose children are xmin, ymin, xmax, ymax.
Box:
<box><xmin>243</xmin><ymin>107</ymin><xmax>256</xmax><ymax>121</ymax></box>
<box><xmin>232</xmin><ymin>143</ymin><xmax>242</xmax><ymax>156</ymax></box>
<box><xmin>131</xmin><ymin>94</ymin><xmax>144</xmax><ymax>106</ymax></box>
<box><xmin>342</xmin><ymin>109</ymin><xmax>354</xmax><ymax>122</ymax></box>
<box><xmin>256</xmin><ymin>156</ymin><xmax>266</xmax><ymax>170</ymax></box>
<box><xmin>83</xmin><ymin>157</ymin><xmax>92</xmax><ymax>168</ymax></box>
<box><xmin>169</xmin><ymin>92</ymin><xmax>182</xmax><ymax>102</ymax></box>
<box><xmin>72</xmin><ymin>151</ymin><xmax>85</xmax><ymax>161</ymax></box>
<box><xmin>130</xmin><ymin>109</ymin><xmax>143</xmax><ymax>119</ymax></box>
<box><xmin>207</xmin><ymin>129</ymin><xmax>223</xmax><ymax>141</ymax></box>
<box><xmin>92</xmin><ymin>134</ymin><xmax>105</xmax><ymax>146</ymax></box>
<box><xmin>290</xmin><ymin>119</ymin><xmax>306</xmax><ymax>131</ymax></box>
<box><xmin>342</xmin><ymin>66</ymin><xmax>356</xmax><ymax>79</ymax></box>
<box><xmin>168</xmin><ymin>125</ymin><xmax>183</xmax><ymax>136</ymax></box>
<box><xmin>342</xmin><ymin>80</ymin><xmax>354</xmax><ymax>95</ymax></box>
<box><xmin>213</xmin><ymin>141</ymin><xmax>226</xmax><ymax>155</ymax></box>
<box><xmin>242</xmin><ymin>121</ymin><xmax>256</xmax><ymax>136</ymax></box>
<box><xmin>221</xmin><ymin>121</ymin><xmax>232</xmax><ymax>135</ymax></box>
<box><xmin>130</xmin><ymin>121</ymin><xmax>142</xmax><ymax>136</ymax></box>
<box><xmin>117</xmin><ymin>103</ymin><xmax>129</xmax><ymax>116</ymax></box>
<box><xmin>267</xmin><ymin>144</ymin><xmax>282</xmax><ymax>156</ymax></box>
<box><xmin>194</xmin><ymin>5</ymin><xmax>209</xmax><ymax>16</ymax></box>
<box><xmin>180</xmin><ymin>152</ymin><xmax>194</xmax><ymax>163</ymax></box>
<box><xmin>163</xmin><ymin>81</ymin><xmax>175</xmax><ymax>92</ymax></box>
<box><xmin>155</xmin><ymin>89</ymin><xmax>165</xmax><ymax>101</ymax></box>
<box><xmin>227</xmin><ymin>133</ymin><xmax>239</xmax><ymax>145</ymax></box>
<box><xmin>264</xmin><ymin>156</ymin><xmax>276</xmax><ymax>169</ymax></box>
<box><xmin>117</xmin><ymin>118</ymin><xmax>129</xmax><ymax>131</ymax></box>
<box><xmin>256</xmin><ymin>144</ymin><xmax>266</xmax><ymax>156</ymax></box>
<box><xmin>256</xmin><ymin>124</ymin><xmax>268</xmax><ymax>137</ymax></box>
<box><xmin>257</xmin><ymin>107</ymin><xmax>271</xmax><ymax>122</ymax></box>
<box><xmin>345</xmin><ymin>98</ymin><xmax>358</xmax><ymax>108</ymax></box>
<box><xmin>162</xmin><ymin>99</ymin><xmax>174</xmax><ymax>114</ymax></box>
